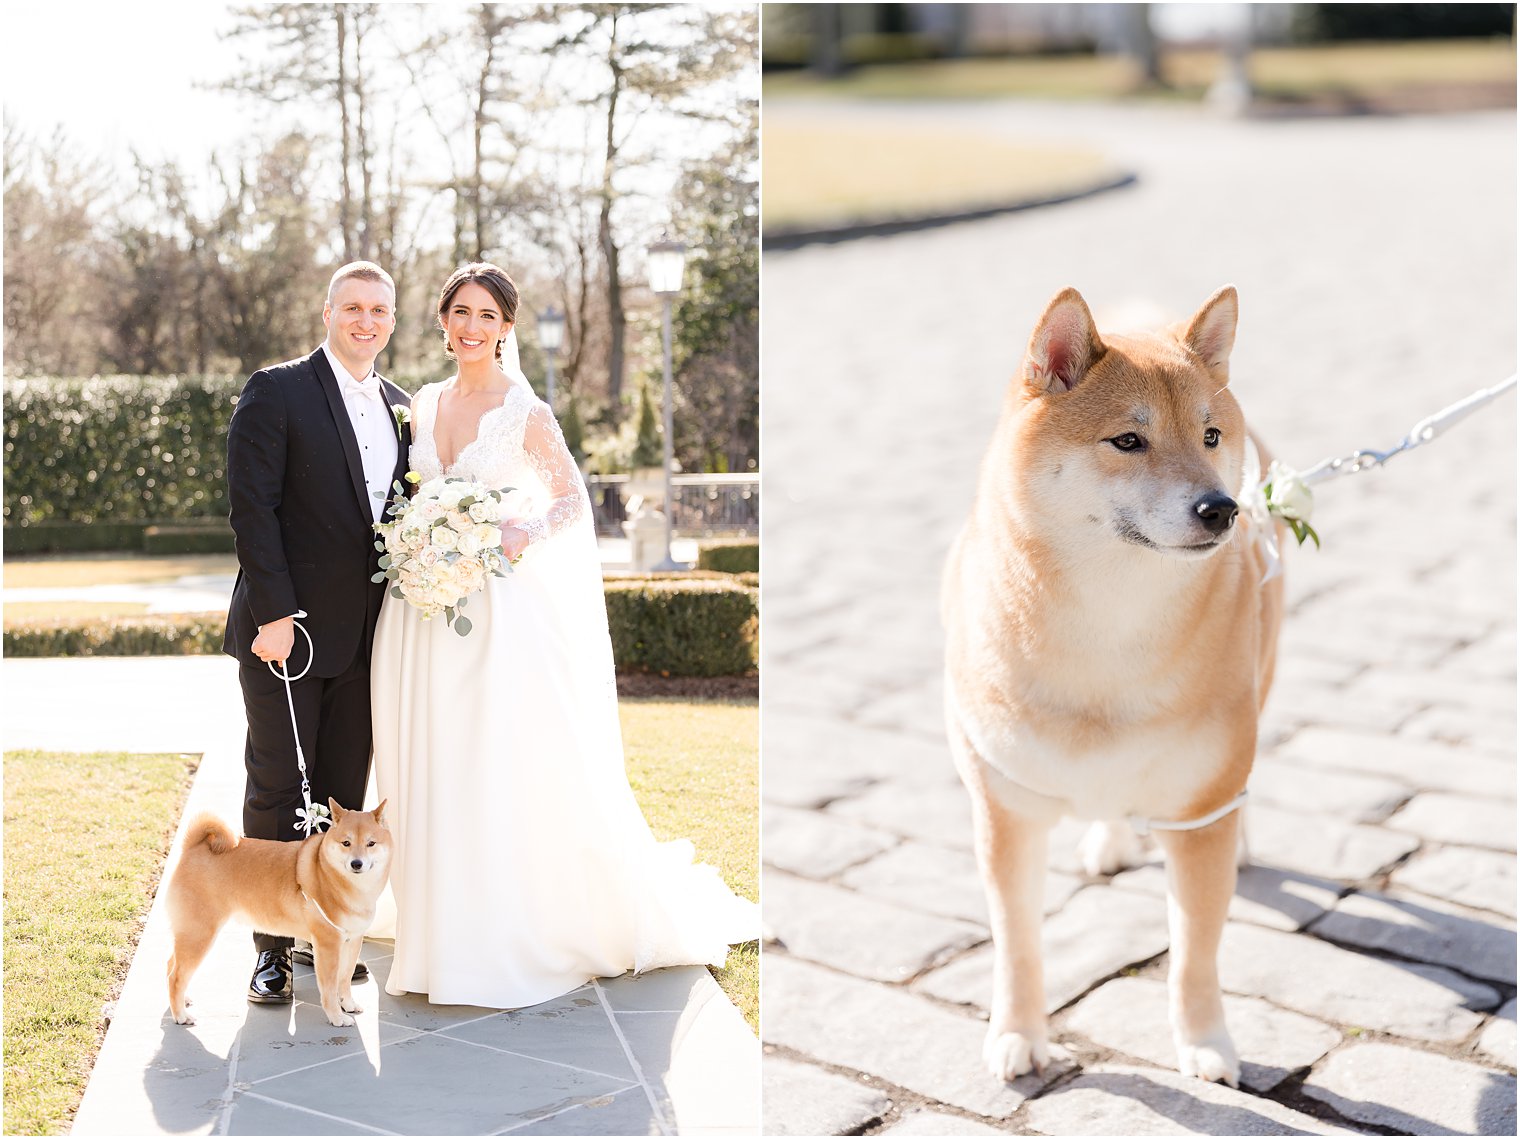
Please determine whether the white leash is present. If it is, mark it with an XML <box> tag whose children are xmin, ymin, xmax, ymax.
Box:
<box><xmin>1243</xmin><ymin>375</ymin><xmax>1517</xmax><ymax>581</ymax></box>
<box><xmin>1297</xmin><ymin>374</ymin><xmax>1517</xmax><ymax>486</ymax></box>
<box><xmin>266</xmin><ymin>610</ymin><xmax>330</xmax><ymax>837</ymax></box>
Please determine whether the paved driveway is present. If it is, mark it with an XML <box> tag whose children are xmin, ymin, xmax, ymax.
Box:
<box><xmin>760</xmin><ymin>99</ymin><xmax>1516</xmax><ymax>1136</ymax></box>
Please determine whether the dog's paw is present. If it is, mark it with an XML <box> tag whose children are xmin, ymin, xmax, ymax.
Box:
<box><xmin>173</xmin><ymin>1011</ymin><xmax>196</xmax><ymax>1026</ymax></box>
<box><xmin>325</xmin><ymin>1010</ymin><xmax>357</xmax><ymax>1028</ymax></box>
<box><xmin>983</xmin><ymin>1029</ymin><xmax>1065</xmax><ymax>1081</ymax></box>
<box><xmin>1079</xmin><ymin>820</ymin><xmax>1146</xmax><ymax>877</ymax></box>
<box><xmin>1176</xmin><ymin>1036</ymin><xmax>1240</xmax><ymax>1088</ymax></box>
<box><xmin>341</xmin><ymin>997</ymin><xmax>363</xmax><ymax>1014</ymax></box>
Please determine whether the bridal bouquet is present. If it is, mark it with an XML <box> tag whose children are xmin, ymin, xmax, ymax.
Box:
<box><xmin>372</xmin><ymin>475</ymin><xmax>513</xmax><ymax>636</ymax></box>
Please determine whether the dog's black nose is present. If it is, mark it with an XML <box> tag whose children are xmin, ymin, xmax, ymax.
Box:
<box><xmin>1194</xmin><ymin>492</ymin><xmax>1238</xmax><ymax>534</ymax></box>
<box><xmin>350</xmin><ymin>859</ymin><xmax>365</xmax><ymax>872</ymax></box>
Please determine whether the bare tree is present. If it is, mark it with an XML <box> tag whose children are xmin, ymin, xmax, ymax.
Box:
<box><xmin>545</xmin><ymin>3</ymin><xmax>755</xmax><ymax>419</ymax></box>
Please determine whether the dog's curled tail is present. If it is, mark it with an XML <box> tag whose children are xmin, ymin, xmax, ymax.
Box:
<box><xmin>181</xmin><ymin>813</ymin><xmax>237</xmax><ymax>856</ymax></box>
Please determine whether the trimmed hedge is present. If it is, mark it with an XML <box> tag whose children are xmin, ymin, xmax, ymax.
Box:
<box><xmin>143</xmin><ymin>524</ymin><xmax>236</xmax><ymax>556</ymax></box>
<box><xmin>4</xmin><ymin>374</ymin><xmax>244</xmax><ymax>527</ymax></box>
<box><xmin>3</xmin><ymin>521</ymin><xmax>153</xmax><ymax>554</ymax></box>
<box><xmin>3</xmin><ymin>518</ymin><xmax>234</xmax><ymax>554</ymax></box>
<box><xmin>696</xmin><ymin>540</ymin><xmax>759</xmax><ymax>574</ymax></box>
<box><xmin>2</xmin><ymin>614</ymin><xmax>226</xmax><ymax>657</ymax></box>
<box><xmin>4</xmin><ymin>580</ymin><xmax>759</xmax><ymax>677</ymax></box>
<box><xmin>603</xmin><ymin>579</ymin><xmax>758</xmax><ymax>677</ymax></box>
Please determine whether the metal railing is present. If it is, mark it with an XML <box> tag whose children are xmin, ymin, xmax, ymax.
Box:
<box><xmin>583</xmin><ymin>473</ymin><xmax>758</xmax><ymax>538</ymax></box>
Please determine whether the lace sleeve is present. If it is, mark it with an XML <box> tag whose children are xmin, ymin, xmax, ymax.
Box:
<box><xmin>518</xmin><ymin>402</ymin><xmax>587</xmax><ymax>544</ymax></box>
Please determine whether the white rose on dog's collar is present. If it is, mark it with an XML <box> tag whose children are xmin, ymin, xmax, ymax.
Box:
<box><xmin>1262</xmin><ymin>461</ymin><xmax>1318</xmax><ymax>548</ymax></box>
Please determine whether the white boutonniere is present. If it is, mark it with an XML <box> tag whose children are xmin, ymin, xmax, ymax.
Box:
<box><xmin>1261</xmin><ymin>460</ymin><xmax>1318</xmax><ymax>548</ymax></box>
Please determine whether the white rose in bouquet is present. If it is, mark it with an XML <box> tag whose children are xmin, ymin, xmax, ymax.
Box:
<box><xmin>372</xmin><ymin>474</ymin><xmax>516</xmax><ymax>635</ymax></box>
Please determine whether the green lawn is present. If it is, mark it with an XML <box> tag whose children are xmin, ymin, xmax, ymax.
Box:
<box><xmin>1</xmin><ymin>701</ymin><xmax>758</xmax><ymax>1133</ymax></box>
<box><xmin>763</xmin><ymin>121</ymin><xmax>1119</xmax><ymax>232</ymax></box>
<box><xmin>3</xmin><ymin>750</ymin><xmax>200</xmax><ymax>1137</ymax></box>
<box><xmin>621</xmin><ymin>698</ymin><xmax>760</xmax><ymax>1029</ymax></box>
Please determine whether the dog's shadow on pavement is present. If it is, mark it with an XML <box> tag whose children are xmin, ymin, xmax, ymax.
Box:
<box><xmin>1039</xmin><ymin>1067</ymin><xmax>1507</xmax><ymax>1136</ymax></box>
<box><xmin>145</xmin><ymin>999</ymin><xmax>384</xmax><ymax>1135</ymax></box>
<box><xmin>1293</xmin><ymin>1066</ymin><xmax>1517</xmax><ymax>1137</ymax></box>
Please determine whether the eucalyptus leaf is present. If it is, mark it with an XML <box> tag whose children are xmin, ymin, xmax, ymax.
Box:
<box><xmin>454</xmin><ymin>616</ymin><xmax>472</xmax><ymax>636</ymax></box>
<box><xmin>370</xmin><ymin>572</ymin><xmax>385</xmax><ymax>583</ymax></box>
<box><xmin>390</xmin><ymin>585</ymin><xmax>403</xmax><ymax>599</ymax></box>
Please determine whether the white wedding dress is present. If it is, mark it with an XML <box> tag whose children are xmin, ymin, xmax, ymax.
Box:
<box><xmin>368</xmin><ymin>378</ymin><xmax>757</xmax><ymax>1008</ymax></box>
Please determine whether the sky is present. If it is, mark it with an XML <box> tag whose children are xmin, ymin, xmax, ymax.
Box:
<box><xmin>3</xmin><ymin>2</ymin><xmax>250</xmax><ymax>172</ymax></box>
<box><xmin>3</xmin><ymin>1</ymin><xmax>757</xmax><ymax>266</ymax></box>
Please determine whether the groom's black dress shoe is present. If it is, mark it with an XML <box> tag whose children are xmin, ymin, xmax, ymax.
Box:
<box><xmin>247</xmin><ymin>948</ymin><xmax>294</xmax><ymax>1004</ymax></box>
<box><xmin>292</xmin><ymin>941</ymin><xmax>369</xmax><ymax>981</ymax></box>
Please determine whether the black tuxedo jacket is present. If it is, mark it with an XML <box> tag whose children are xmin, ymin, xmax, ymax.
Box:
<box><xmin>223</xmin><ymin>347</ymin><xmax>411</xmax><ymax>676</ymax></box>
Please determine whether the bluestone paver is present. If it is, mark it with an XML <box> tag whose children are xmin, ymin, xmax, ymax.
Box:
<box><xmin>764</xmin><ymin>955</ymin><xmax>1059</xmax><ymax>1118</ymax></box>
<box><xmin>762</xmin><ymin>870</ymin><xmax>986</xmax><ymax>982</ymax></box>
<box><xmin>1390</xmin><ymin>845</ymin><xmax>1517</xmax><ymax>918</ymax></box>
<box><xmin>1477</xmin><ymin>1000</ymin><xmax>1517</xmax><ymax>1070</ymax></box>
<box><xmin>763</xmin><ymin>804</ymin><xmax>899</xmax><ymax>878</ymax></box>
<box><xmin>760</xmin><ymin>1056</ymin><xmax>891</xmax><ymax>1136</ymax></box>
<box><xmin>914</xmin><ymin>888</ymin><xmax>1171</xmax><ymax>1015</ymax></box>
<box><xmin>1387</xmin><ymin>791</ymin><xmax>1517</xmax><ymax>852</ymax></box>
<box><xmin>1217</xmin><ymin>923</ymin><xmax>1500</xmax><ymax>1043</ymax></box>
<box><xmin>1309</xmin><ymin>889</ymin><xmax>1517</xmax><ymax>985</ymax></box>
<box><xmin>1301</xmin><ymin>1043</ymin><xmax>1518</xmax><ymax>1135</ymax></box>
<box><xmin>877</xmin><ymin>1108</ymin><xmax>1008</xmax><ymax>1135</ymax></box>
<box><xmin>1061</xmin><ymin>977</ymin><xmax>1341</xmax><ymax>1094</ymax></box>
<box><xmin>1022</xmin><ymin>1065</ymin><xmax>1358</xmax><ymax>1136</ymax></box>
<box><xmin>1110</xmin><ymin>862</ymin><xmax>1342</xmax><ymax>934</ymax></box>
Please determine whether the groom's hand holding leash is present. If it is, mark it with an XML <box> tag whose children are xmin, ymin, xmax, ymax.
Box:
<box><xmin>253</xmin><ymin>616</ymin><xmax>296</xmax><ymax>666</ymax></box>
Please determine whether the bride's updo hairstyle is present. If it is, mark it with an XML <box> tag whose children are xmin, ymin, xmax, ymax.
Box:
<box><xmin>437</xmin><ymin>262</ymin><xmax>520</xmax><ymax>363</ymax></box>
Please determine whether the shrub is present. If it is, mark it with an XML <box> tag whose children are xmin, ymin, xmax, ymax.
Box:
<box><xmin>2</xmin><ymin>521</ymin><xmax>151</xmax><ymax>554</ymax></box>
<box><xmin>142</xmin><ymin>523</ymin><xmax>235</xmax><ymax>556</ymax></box>
<box><xmin>2</xmin><ymin>614</ymin><xmax>225</xmax><ymax>658</ymax></box>
<box><xmin>696</xmin><ymin>539</ymin><xmax>758</xmax><ymax>574</ymax></box>
<box><xmin>603</xmin><ymin>579</ymin><xmax>758</xmax><ymax>677</ymax></box>
<box><xmin>5</xmin><ymin>580</ymin><xmax>759</xmax><ymax>676</ymax></box>
<box><xmin>4</xmin><ymin>374</ymin><xmax>244</xmax><ymax>527</ymax></box>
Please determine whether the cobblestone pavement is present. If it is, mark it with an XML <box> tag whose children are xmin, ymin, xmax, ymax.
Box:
<box><xmin>760</xmin><ymin>100</ymin><xmax>1515</xmax><ymax>1136</ymax></box>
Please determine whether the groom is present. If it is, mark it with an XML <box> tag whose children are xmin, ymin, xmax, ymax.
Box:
<box><xmin>223</xmin><ymin>261</ymin><xmax>410</xmax><ymax>1004</ymax></box>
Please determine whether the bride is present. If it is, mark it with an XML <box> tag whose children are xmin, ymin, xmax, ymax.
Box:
<box><xmin>369</xmin><ymin>262</ymin><xmax>756</xmax><ymax>1008</ymax></box>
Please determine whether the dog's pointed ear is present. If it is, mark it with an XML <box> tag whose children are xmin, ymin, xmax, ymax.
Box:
<box><xmin>1025</xmin><ymin>288</ymin><xmax>1106</xmax><ymax>396</ymax></box>
<box><xmin>328</xmin><ymin>797</ymin><xmax>344</xmax><ymax>820</ymax></box>
<box><xmin>372</xmin><ymin>799</ymin><xmax>388</xmax><ymax>824</ymax></box>
<box><xmin>1182</xmin><ymin>286</ymin><xmax>1238</xmax><ymax>383</ymax></box>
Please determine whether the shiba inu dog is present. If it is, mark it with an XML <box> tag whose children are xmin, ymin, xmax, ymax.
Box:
<box><xmin>166</xmin><ymin>799</ymin><xmax>391</xmax><ymax>1028</ymax></box>
<box><xmin>942</xmin><ymin>286</ymin><xmax>1284</xmax><ymax>1088</ymax></box>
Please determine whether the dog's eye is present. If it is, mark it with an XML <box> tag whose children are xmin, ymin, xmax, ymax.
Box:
<box><xmin>1108</xmin><ymin>433</ymin><xmax>1146</xmax><ymax>452</ymax></box>
<box><xmin>367</xmin><ymin>840</ymin><xmax>375</xmax><ymax>847</ymax></box>
<box><xmin>341</xmin><ymin>840</ymin><xmax>352</xmax><ymax>847</ymax></box>
<box><xmin>1204</xmin><ymin>427</ymin><xmax>1221</xmax><ymax>448</ymax></box>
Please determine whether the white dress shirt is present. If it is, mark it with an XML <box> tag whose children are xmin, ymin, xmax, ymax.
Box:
<box><xmin>322</xmin><ymin>341</ymin><xmax>398</xmax><ymax>524</ymax></box>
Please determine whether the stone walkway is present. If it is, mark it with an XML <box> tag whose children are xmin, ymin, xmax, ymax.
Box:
<box><xmin>3</xmin><ymin>657</ymin><xmax>758</xmax><ymax>1135</ymax></box>
<box><xmin>760</xmin><ymin>100</ymin><xmax>1516</xmax><ymax>1135</ymax></box>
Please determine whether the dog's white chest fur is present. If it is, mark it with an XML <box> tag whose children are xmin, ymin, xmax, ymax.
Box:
<box><xmin>949</xmin><ymin>679</ymin><xmax>1230</xmax><ymax>824</ymax></box>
